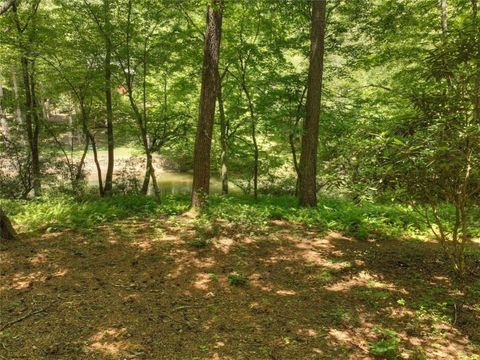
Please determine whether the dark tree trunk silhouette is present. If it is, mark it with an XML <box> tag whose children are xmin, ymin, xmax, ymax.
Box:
<box><xmin>298</xmin><ymin>0</ymin><xmax>327</xmax><ymax>207</ymax></box>
<box><xmin>191</xmin><ymin>0</ymin><xmax>223</xmax><ymax>209</ymax></box>
<box><xmin>0</xmin><ymin>208</ymin><xmax>16</xmax><ymax>241</ymax></box>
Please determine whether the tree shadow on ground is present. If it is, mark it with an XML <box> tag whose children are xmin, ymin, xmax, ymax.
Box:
<box><xmin>0</xmin><ymin>216</ymin><xmax>479</xmax><ymax>359</ymax></box>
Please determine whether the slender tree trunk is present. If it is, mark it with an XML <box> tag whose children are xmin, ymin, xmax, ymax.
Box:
<box><xmin>126</xmin><ymin>87</ymin><xmax>159</xmax><ymax>196</ymax></box>
<box><xmin>13</xmin><ymin>3</ymin><xmax>41</xmax><ymax>197</ymax></box>
<box><xmin>89</xmin><ymin>132</ymin><xmax>104</xmax><ymax>196</ymax></box>
<box><xmin>441</xmin><ymin>0</ymin><xmax>448</xmax><ymax>34</ymax></box>
<box><xmin>472</xmin><ymin>0</ymin><xmax>479</xmax><ymax>125</ymax></box>
<box><xmin>0</xmin><ymin>77</ymin><xmax>8</xmax><ymax>140</ymax></box>
<box><xmin>291</xmin><ymin>86</ymin><xmax>306</xmax><ymax>195</ymax></box>
<box><xmin>103</xmin><ymin>0</ymin><xmax>114</xmax><ymax>196</ymax></box>
<box><xmin>217</xmin><ymin>73</ymin><xmax>228</xmax><ymax>195</ymax></box>
<box><xmin>251</xmin><ymin>120</ymin><xmax>258</xmax><ymax>199</ymax></box>
<box><xmin>191</xmin><ymin>0</ymin><xmax>223</xmax><ymax>209</ymax></box>
<box><xmin>29</xmin><ymin>62</ymin><xmax>41</xmax><ymax>196</ymax></box>
<box><xmin>0</xmin><ymin>207</ymin><xmax>16</xmax><ymax>241</ymax></box>
<box><xmin>75</xmin><ymin>135</ymin><xmax>89</xmax><ymax>182</ymax></box>
<box><xmin>298</xmin><ymin>0</ymin><xmax>327</xmax><ymax>207</ymax></box>
<box><xmin>140</xmin><ymin>140</ymin><xmax>158</xmax><ymax>196</ymax></box>
<box><xmin>141</xmin><ymin>152</ymin><xmax>159</xmax><ymax>196</ymax></box>
<box><xmin>12</xmin><ymin>67</ymin><xmax>23</xmax><ymax>129</ymax></box>
<box><xmin>19</xmin><ymin>56</ymin><xmax>41</xmax><ymax>197</ymax></box>
<box><xmin>289</xmin><ymin>131</ymin><xmax>300</xmax><ymax>195</ymax></box>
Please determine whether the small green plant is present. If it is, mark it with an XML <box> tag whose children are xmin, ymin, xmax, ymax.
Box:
<box><xmin>227</xmin><ymin>272</ymin><xmax>247</xmax><ymax>286</ymax></box>
<box><xmin>188</xmin><ymin>238</ymin><xmax>209</xmax><ymax>248</ymax></box>
<box><xmin>368</xmin><ymin>328</ymin><xmax>400</xmax><ymax>359</ymax></box>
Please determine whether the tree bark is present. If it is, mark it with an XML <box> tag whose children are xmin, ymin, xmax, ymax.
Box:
<box><xmin>298</xmin><ymin>0</ymin><xmax>327</xmax><ymax>207</ymax></box>
<box><xmin>0</xmin><ymin>207</ymin><xmax>16</xmax><ymax>241</ymax></box>
<box><xmin>191</xmin><ymin>0</ymin><xmax>223</xmax><ymax>209</ymax></box>
<box><xmin>441</xmin><ymin>0</ymin><xmax>448</xmax><ymax>34</ymax></box>
<box><xmin>103</xmin><ymin>0</ymin><xmax>114</xmax><ymax>196</ymax></box>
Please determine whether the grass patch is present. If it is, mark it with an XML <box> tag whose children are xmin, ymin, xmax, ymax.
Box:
<box><xmin>2</xmin><ymin>193</ymin><xmax>478</xmax><ymax>242</ymax></box>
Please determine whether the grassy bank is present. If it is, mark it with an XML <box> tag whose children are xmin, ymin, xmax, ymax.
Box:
<box><xmin>4</xmin><ymin>194</ymin><xmax>478</xmax><ymax>243</ymax></box>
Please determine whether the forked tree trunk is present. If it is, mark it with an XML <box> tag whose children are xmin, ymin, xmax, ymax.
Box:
<box><xmin>298</xmin><ymin>0</ymin><xmax>327</xmax><ymax>207</ymax></box>
<box><xmin>191</xmin><ymin>0</ymin><xmax>223</xmax><ymax>209</ymax></box>
<box><xmin>0</xmin><ymin>208</ymin><xmax>16</xmax><ymax>241</ymax></box>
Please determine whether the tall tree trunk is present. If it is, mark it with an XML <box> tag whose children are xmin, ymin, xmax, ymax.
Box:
<box><xmin>29</xmin><ymin>62</ymin><xmax>41</xmax><ymax>196</ymax></box>
<box><xmin>298</xmin><ymin>0</ymin><xmax>327</xmax><ymax>207</ymax></box>
<box><xmin>472</xmin><ymin>0</ymin><xmax>479</xmax><ymax>125</ymax></box>
<box><xmin>13</xmin><ymin>3</ymin><xmax>41</xmax><ymax>197</ymax></box>
<box><xmin>251</xmin><ymin>119</ymin><xmax>258</xmax><ymax>199</ymax></box>
<box><xmin>103</xmin><ymin>0</ymin><xmax>114</xmax><ymax>196</ymax></box>
<box><xmin>19</xmin><ymin>57</ymin><xmax>41</xmax><ymax>197</ymax></box>
<box><xmin>217</xmin><ymin>72</ymin><xmax>228</xmax><ymax>195</ymax></box>
<box><xmin>191</xmin><ymin>0</ymin><xmax>223</xmax><ymax>209</ymax></box>
<box><xmin>0</xmin><ymin>207</ymin><xmax>16</xmax><ymax>241</ymax></box>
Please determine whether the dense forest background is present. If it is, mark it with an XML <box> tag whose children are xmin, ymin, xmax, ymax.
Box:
<box><xmin>0</xmin><ymin>0</ymin><xmax>479</xmax><ymax>359</ymax></box>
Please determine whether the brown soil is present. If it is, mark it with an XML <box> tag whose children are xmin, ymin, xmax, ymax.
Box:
<box><xmin>0</xmin><ymin>217</ymin><xmax>479</xmax><ymax>359</ymax></box>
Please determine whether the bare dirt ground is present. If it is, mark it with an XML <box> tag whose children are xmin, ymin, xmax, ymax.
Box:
<box><xmin>1</xmin><ymin>217</ymin><xmax>479</xmax><ymax>359</ymax></box>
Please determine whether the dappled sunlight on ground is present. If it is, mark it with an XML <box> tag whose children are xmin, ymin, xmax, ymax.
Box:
<box><xmin>0</xmin><ymin>216</ymin><xmax>479</xmax><ymax>359</ymax></box>
<box><xmin>325</xmin><ymin>270</ymin><xmax>408</xmax><ymax>294</ymax></box>
<box><xmin>88</xmin><ymin>327</ymin><xmax>133</xmax><ymax>356</ymax></box>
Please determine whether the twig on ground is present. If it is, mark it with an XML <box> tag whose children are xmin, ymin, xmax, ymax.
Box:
<box><xmin>0</xmin><ymin>308</ymin><xmax>46</xmax><ymax>332</ymax></box>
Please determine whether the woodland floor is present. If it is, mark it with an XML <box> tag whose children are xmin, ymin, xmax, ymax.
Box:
<box><xmin>0</xmin><ymin>216</ymin><xmax>479</xmax><ymax>359</ymax></box>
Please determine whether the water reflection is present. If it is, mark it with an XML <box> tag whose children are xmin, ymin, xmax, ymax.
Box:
<box><xmin>88</xmin><ymin>170</ymin><xmax>234</xmax><ymax>196</ymax></box>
